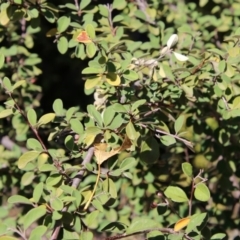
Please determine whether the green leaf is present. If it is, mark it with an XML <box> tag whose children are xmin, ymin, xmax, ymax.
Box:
<box><xmin>87</xmin><ymin>104</ymin><xmax>103</xmax><ymax>127</ymax></box>
<box><xmin>0</xmin><ymin>53</ymin><xmax>5</xmax><ymax>69</ymax></box>
<box><xmin>57</xmin><ymin>16</ymin><xmax>70</xmax><ymax>33</ymax></box>
<box><xmin>21</xmin><ymin>172</ymin><xmax>35</xmax><ymax>186</ymax></box>
<box><xmin>8</xmin><ymin>195</ymin><xmax>32</xmax><ymax>205</ymax></box>
<box><xmin>174</xmin><ymin>115</ymin><xmax>185</xmax><ymax>134</ymax></box>
<box><xmin>85</xmin><ymin>210</ymin><xmax>99</xmax><ymax>229</ymax></box>
<box><xmin>123</xmin><ymin>70</ymin><xmax>139</xmax><ymax>81</ymax></box>
<box><xmin>164</xmin><ymin>186</ymin><xmax>188</xmax><ymax>202</ymax></box>
<box><xmin>36</xmin><ymin>113</ymin><xmax>55</xmax><ymax>128</ymax></box>
<box><xmin>108</xmin><ymin>114</ymin><xmax>124</xmax><ymax>130</ymax></box>
<box><xmin>126</xmin><ymin>121</ymin><xmax>137</xmax><ymax>140</ymax></box>
<box><xmin>112</xmin><ymin>103</ymin><xmax>127</xmax><ymax>112</ymax></box>
<box><xmin>126</xmin><ymin>217</ymin><xmax>159</xmax><ymax>234</ymax></box>
<box><xmin>91</xmin><ymin>199</ymin><xmax>104</xmax><ymax>212</ymax></box>
<box><xmin>112</xmin><ymin>0</ymin><xmax>127</xmax><ymax>10</ymax></box>
<box><xmin>103</xmin><ymin>178</ymin><xmax>117</xmax><ymax>198</ymax></box>
<box><xmin>85</xmin><ymin>76</ymin><xmax>102</xmax><ymax>90</ymax></box>
<box><xmin>86</xmin><ymin>42</ymin><xmax>96</xmax><ymax>58</ymax></box>
<box><xmin>103</xmin><ymin>106</ymin><xmax>115</xmax><ymax>126</ymax></box>
<box><xmin>82</xmin><ymin>67</ymin><xmax>103</xmax><ymax>74</ymax></box>
<box><xmin>199</xmin><ymin>0</ymin><xmax>208</xmax><ymax>7</ymax></box>
<box><xmin>12</xmin><ymin>80</ymin><xmax>26</xmax><ymax>91</ymax></box>
<box><xmin>50</xmin><ymin>198</ymin><xmax>63</xmax><ymax>211</ymax></box>
<box><xmin>140</xmin><ymin>137</ymin><xmax>159</xmax><ymax>164</ymax></box>
<box><xmin>65</xmin><ymin>135</ymin><xmax>74</xmax><ymax>151</ymax></box>
<box><xmin>57</xmin><ymin>36</ymin><xmax>68</xmax><ymax>54</ymax></box>
<box><xmin>39</xmin><ymin>164</ymin><xmax>56</xmax><ymax>172</ymax></box>
<box><xmin>23</xmin><ymin>205</ymin><xmax>47</xmax><ymax>230</ymax></box>
<box><xmin>27</xmin><ymin>138</ymin><xmax>43</xmax><ymax>151</ymax></box>
<box><xmin>160</xmin><ymin>135</ymin><xmax>176</xmax><ymax>146</ymax></box>
<box><xmin>42</xmin><ymin>9</ymin><xmax>56</xmax><ymax>23</ymax></box>
<box><xmin>27</xmin><ymin>109</ymin><xmax>37</xmax><ymax>126</ymax></box>
<box><xmin>186</xmin><ymin>213</ymin><xmax>207</xmax><ymax>233</ymax></box>
<box><xmin>0</xmin><ymin>109</ymin><xmax>12</xmax><ymax>119</ymax></box>
<box><xmin>0</xmin><ymin>237</ymin><xmax>19</xmax><ymax>240</ymax></box>
<box><xmin>194</xmin><ymin>183</ymin><xmax>210</xmax><ymax>202</ymax></box>
<box><xmin>3</xmin><ymin>77</ymin><xmax>12</xmax><ymax>91</ymax></box>
<box><xmin>29</xmin><ymin>225</ymin><xmax>47</xmax><ymax>240</ymax></box>
<box><xmin>33</xmin><ymin>182</ymin><xmax>44</xmax><ymax>203</ymax></box>
<box><xmin>46</xmin><ymin>173</ymin><xmax>62</xmax><ymax>186</ymax></box>
<box><xmin>80</xmin><ymin>231</ymin><xmax>93</xmax><ymax>240</ymax></box>
<box><xmin>85</xmin><ymin>24</ymin><xmax>95</xmax><ymax>39</ymax></box>
<box><xmin>70</xmin><ymin>118</ymin><xmax>84</xmax><ymax>134</ymax></box>
<box><xmin>182</xmin><ymin>162</ymin><xmax>193</xmax><ymax>178</ymax></box>
<box><xmin>120</xmin><ymin>157</ymin><xmax>136</xmax><ymax>171</ymax></box>
<box><xmin>18</xmin><ymin>151</ymin><xmax>41</xmax><ymax>169</ymax></box>
<box><xmin>66</xmin><ymin>107</ymin><xmax>77</xmax><ymax>121</ymax></box>
<box><xmin>131</xmin><ymin>99</ymin><xmax>146</xmax><ymax>112</ymax></box>
<box><xmin>53</xmin><ymin>98</ymin><xmax>64</xmax><ymax>116</ymax></box>
<box><xmin>113</xmin><ymin>15</ymin><xmax>124</xmax><ymax>22</ymax></box>
<box><xmin>210</xmin><ymin>233</ymin><xmax>226</xmax><ymax>240</ymax></box>
<box><xmin>80</xmin><ymin>0</ymin><xmax>91</xmax><ymax>9</ymax></box>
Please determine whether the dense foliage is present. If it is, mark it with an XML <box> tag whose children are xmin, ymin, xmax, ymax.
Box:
<box><xmin>0</xmin><ymin>0</ymin><xmax>239</xmax><ymax>239</ymax></box>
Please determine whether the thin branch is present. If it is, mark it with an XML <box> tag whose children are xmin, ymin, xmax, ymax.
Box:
<box><xmin>156</xmin><ymin>128</ymin><xmax>193</xmax><ymax>148</ymax></box>
<box><xmin>10</xmin><ymin>93</ymin><xmax>48</xmax><ymax>152</ymax></box>
<box><xmin>106</xmin><ymin>4</ymin><xmax>115</xmax><ymax>36</ymax></box>
<box><xmin>51</xmin><ymin>147</ymin><xmax>94</xmax><ymax>240</ymax></box>
<box><xmin>139</xmin><ymin>123</ymin><xmax>193</xmax><ymax>148</ymax></box>
<box><xmin>105</xmin><ymin>227</ymin><xmax>194</xmax><ymax>240</ymax></box>
<box><xmin>135</xmin><ymin>0</ymin><xmax>156</xmax><ymax>25</ymax></box>
<box><xmin>0</xmin><ymin>135</ymin><xmax>27</xmax><ymax>153</ymax></box>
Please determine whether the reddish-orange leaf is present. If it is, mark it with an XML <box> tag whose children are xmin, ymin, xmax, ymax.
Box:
<box><xmin>76</xmin><ymin>31</ymin><xmax>92</xmax><ymax>43</ymax></box>
<box><xmin>174</xmin><ymin>217</ymin><xmax>191</xmax><ymax>232</ymax></box>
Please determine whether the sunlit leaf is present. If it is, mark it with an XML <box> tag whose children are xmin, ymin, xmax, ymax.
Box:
<box><xmin>174</xmin><ymin>217</ymin><xmax>191</xmax><ymax>232</ymax></box>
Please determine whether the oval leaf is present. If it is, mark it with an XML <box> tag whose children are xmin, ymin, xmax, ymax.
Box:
<box><xmin>57</xmin><ymin>16</ymin><xmax>70</xmax><ymax>33</ymax></box>
<box><xmin>106</xmin><ymin>73</ymin><xmax>121</xmax><ymax>86</ymax></box>
<box><xmin>37</xmin><ymin>113</ymin><xmax>55</xmax><ymax>128</ymax></box>
<box><xmin>18</xmin><ymin>151</ymin><xmax>41</xmax><ymax>169</ymax></box>
<box><xmin>0</xmin><ymin>109</ymin><xmax>12</xmax><ymax>119</ymax></box>
<box><xmin>194</xmin><ymin>183</ymin><xmax>210</xmax><ymax>202</ymax></box>
<box><xmin>174</xmin><ymin>217</ymin><xmax>191</xmax><ymax>232</ymax></box>
<box><xmin>164</xmin><ymin>186</ymin><xmax>188</xmax><ymax>202</ymax></box>
<box><xmin>8</xmin><ymin>195</ymin><xmax>32</xmax><ymax>205</ymax></box>
<box><xmin>167</xmin><ymin>34</ymin><xmax>178</xmax><ymax>48</ymax></box>
<box><xmin>173</xmin><ymin>51</ymin><xmax>189</xmax><ymax>61</ymax></box>
<box><xmin>23</xmin><ymin>205</ymin><xmax>47</xmax><ymax>230</ymax></box>
<box><xmin>182</xmin><ymin>162</ymin><xmax>193</xmax><ymax>178</ymax></box>
<box><xmin>27</xmin><ymin>109</ymin><xmax>37</xmax><ymax>126</ymax></box>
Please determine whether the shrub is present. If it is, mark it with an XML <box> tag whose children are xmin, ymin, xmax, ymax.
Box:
<box><xmin>0</xmin><ymin>0</ymin><xmax>239</xmax><ymax>239</ymax></box>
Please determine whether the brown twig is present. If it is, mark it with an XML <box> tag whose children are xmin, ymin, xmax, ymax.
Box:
<box><xmin>135</xmin><ymin>0</ymin><xmax>156</xmax><ymax>25</ymax></box>
<box><xmin>106</xmin><ymin>4</ymin><xmax>115</xmax><ymax>36</ymax></box>
<box><xmin>105</xmin><ymin>227</ymin><xmax>194</xmax><ymax>240</ymax></box>
<box><xmin>9</xmin><ymin>93</ymin><xmax>48</xmax><ymax>152</ymax></box>
<box><xmin>0</xmin><ymin>135</ymin><xmax>27</xmax><ymax>153</ymax></box>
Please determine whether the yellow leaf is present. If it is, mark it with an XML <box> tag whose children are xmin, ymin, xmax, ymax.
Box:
<box><xmin>105</xmin><ymin>73</ymin><xmax>121</xmax><ymax>86</ymax></box>
<box><xmin>0</xmin><ymin>9</ymin><xmax>10</xmax><ymax>26</ymax></box>
<box><xmin>85</xmin><ymin>76</ymin><xmax>102</xmax><ymax>90</ymax></box>
<box><xmin>94</xmin><ymin>136</ymin><xmax>132</xmax><ymax>165</ymax></box>
<box><xmin>76</xmin><ymin>31</ymin><xmax>92</xmax><ymax>43</ymax></box>
<box><xmin>174</xmin><ymin>217</ymin><xmax>191</xmax><ymax>232</ymax></box>
<box><xmin>94</xmin><ymin>143</ymin><xmax>120</xmax><ymax>165</ymax></box>
<box><xmin>37</xmin><ymin>113</ymin><xmax>55</xmax><ymax>127</ymax></box>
